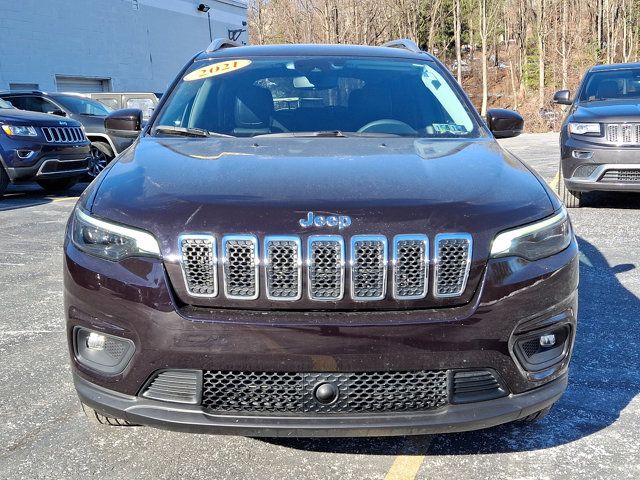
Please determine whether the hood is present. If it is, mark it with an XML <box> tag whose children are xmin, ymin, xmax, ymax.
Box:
<box><xmin>0</xmin><ymin>107</ymin><xmax>82</xmax><ymax>127</ymax></box>
<box><xmin>572</xmin><ymin>100</ymin><xmax>640</xmax><ymax>123</ymax></box>
<box><xmin>89</xmin><ymin>135</ymin><xmax>555</xmax><ymax>310</ymax></box>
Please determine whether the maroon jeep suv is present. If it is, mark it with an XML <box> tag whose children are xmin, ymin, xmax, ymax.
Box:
<box><xmin>64</xmin><ymin>39</ymin><xmax>578</xmax><ymax>437</ymax></box>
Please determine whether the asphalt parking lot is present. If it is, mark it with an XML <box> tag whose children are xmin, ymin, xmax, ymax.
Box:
<box><xmin>1</xmin><ymin>132</ymin><xmax>638</xmax><ymax>480</ymax></box>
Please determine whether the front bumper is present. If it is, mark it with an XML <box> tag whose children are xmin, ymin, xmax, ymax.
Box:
<box><xmin>75</xmin><ymin>372</ymin><xmax>567</xmax><ymax>437</ymax></box>
<box><xmin>561</xmin><ymin>135</ymin><xmax>640</xmax><ymax>192</ymax></box>
<box><xmin>65</xmin><ymin>234</ymin><xmax>579</xmax><ymax>436</ymax></box>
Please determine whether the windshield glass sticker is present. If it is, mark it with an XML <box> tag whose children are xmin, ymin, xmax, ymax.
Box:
<box><xmin>184</xmin><ymin>59</ymin><xmax>252</xmax><ymax>81</ymax></box>
<box><xmin>432</xmin><ymin>123</ymin><xmax>468</xmax><ymax>134</ymax></box>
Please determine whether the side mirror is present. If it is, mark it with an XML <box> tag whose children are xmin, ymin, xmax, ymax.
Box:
<box><xmin>105</xmin><ymin>108</ymin><xmax>143</xmax><ymax>138</ymax></box>
<box><xmin>48</xmin><ymin>109</ymin><xmax>67</xmax><ymax>117</ymax></box>
<box><xmin>553</xmin><ymin>90</ymin><xmax>572</xmax><ymax>105</ymax></box>
<box><xmin>486</xmin><ymin>108</ymin><xmax>524</xmax><ymax>139</ymax></box>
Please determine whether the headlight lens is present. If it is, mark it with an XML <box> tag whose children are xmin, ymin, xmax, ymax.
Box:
<box><xmin>1</xmin><ymin>124</ymin><xmax>38</xmax><ymax>137</ymax></box>
<box><xmin>71</xmin><ymin>208</ymin><xmax>161</xmax><ymax>261</ymax></box>
<box><xmin>568</xmin><ymin>122</ymin><xmax>601</xmax><ymax>136</ymax></box>
<box><xmin>490</xmin><ymin>208</ymin><xmax>572</xmax><ymax>261</ymax></box>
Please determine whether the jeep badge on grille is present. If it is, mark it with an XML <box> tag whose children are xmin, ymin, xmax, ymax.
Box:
<box><xmin>299</xmin><ymin>212</ymin><xmax>351</xmax><ymax>229</ymax></box>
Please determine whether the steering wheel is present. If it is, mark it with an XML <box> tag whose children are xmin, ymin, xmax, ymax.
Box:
<box><xmin>357</xmin><ymin>119</ymin><xmax>417</xmax><ymax>135</ymax></box>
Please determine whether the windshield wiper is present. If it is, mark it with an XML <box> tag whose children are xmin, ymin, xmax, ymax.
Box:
<box><xmin>254</xmin><ymin>130</ymin><xmax>348</xmax><ymax>138</ymax></box>
<box><xmin>153</xmin><ymin>126</ymin><xmax>233</xmax><ymax>138</ymax></box>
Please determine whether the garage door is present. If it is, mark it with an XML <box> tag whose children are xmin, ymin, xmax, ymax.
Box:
<box><xmin>55</xmin><ymin>75</ymin><xmax>110</xmax><ymax>93</ymax></box>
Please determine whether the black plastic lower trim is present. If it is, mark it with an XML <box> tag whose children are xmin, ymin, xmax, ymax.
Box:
<box><xmin>74</xmin><ymin>372</ymin><xmax>568</xmax><ymax>437</ymax></box>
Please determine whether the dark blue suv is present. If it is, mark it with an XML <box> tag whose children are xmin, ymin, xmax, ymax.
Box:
<box><xmin>0</xmin><ymin>98</ymin><xmax>90</xmax><ymax>196</ymax></box>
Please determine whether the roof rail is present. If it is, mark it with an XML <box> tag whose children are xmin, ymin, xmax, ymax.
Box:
<box><xmin>205</xmin><ymin>38</ymin><xmax>242</xmax><ymax>53</ymax></box>
<box><xmin>381</xmin><ymin>39</ymin><xmax>422</xmax><ymax>53</ymax></box>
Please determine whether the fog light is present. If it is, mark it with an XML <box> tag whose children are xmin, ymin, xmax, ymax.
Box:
<box><xmin>86</xmin><ymin>332</ymin><xmax>106</xmax><ymax>350</ymax></box>
<box><xmin>572</xmin><ymin>150</ymin><xmax>593</xmax><ymax>160</ymax></box>
<box><xmin>573</xmin><ymin>164</ymin><xmax>599</xmax><ymax>178</ymax></box>
<box><xmin>539</xmin><ymin>333</ymin><xmax>556</xmax><ymax>347</ymax></box>
<box><xmin>74</xmin><ymin>327</ymin><xmax>135</xmax><ymax>374</ymax></box>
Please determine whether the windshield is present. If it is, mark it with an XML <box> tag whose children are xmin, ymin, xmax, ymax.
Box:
<box><xmin>154</xmin><ymin>56</ymin><xmax>482</xmax><ymax>138</ymax></box>
<box><xmin>0</xmin><ymin>98</ymin><xmax>13</xmax><ymax>109</ymax></box>
<box><xmin>579</xmin><ymin>69</ymin><xmax>640</xmax><ymax>102</ymax></box>
<box><xmin>53</xmin><ymin>95</ymin><xmax>112</xmax><ymax>116</ymax></box>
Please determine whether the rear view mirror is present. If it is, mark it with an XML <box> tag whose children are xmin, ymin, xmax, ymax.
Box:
<box><xmin>105</xmin><ymin>108</ymin><xmax>143</xmax><ymax>138</ymax></box>
<box><xmin>486</xmin><ymin>108</ymin><xmax>524</xmax><ymax>139</ymax></box>
<box><xmin>553</xmin><ymin>90</ymin><xmax>572</xmax><ymax>105</ymax></box>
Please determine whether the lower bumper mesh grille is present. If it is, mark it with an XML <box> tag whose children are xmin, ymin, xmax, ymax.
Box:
<box><xmin>201</xmin><ymin>370</ymin><xmax>449</xmax><ymax>414</ymax></box>
<box><xmin>600</xmin><ymin>169</ymin><xmax>640</xmax><ymax>183</ymax></box>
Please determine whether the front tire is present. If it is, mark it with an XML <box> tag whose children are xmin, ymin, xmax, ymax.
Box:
<box><xmin>88</xmin><ymin>141</ymin><xmax>114</xmax><ymax>178</ymax></box>
<box><xmin>557</xmin><ymin>163</ymin><xmax>582</xmax><ymax>208</ymax></box>
<box><xmin>517</xmin><ymin>404</ymin><xmax>554</xmax><ymax>423</ymax></box>
<box><xmin>36</xmin><ymin>177</ymin><xmax>79</xmax><ymax>192</ymax></box>
<box><xmin>81</xmin><ymin>402</ymin><xmax>137</xmax><ymax>427</ymax></box>
<box><xmin>0</xmin><ymin>165</ymin><xmax>9</xmax><ymax>197</ymax></box>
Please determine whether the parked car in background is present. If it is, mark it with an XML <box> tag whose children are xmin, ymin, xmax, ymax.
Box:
<box><xmin>66</xmin><ymin>39</ymin><xmax>578</xmax><ymax>437</ymax></box>
<box><xmin>0</xmin><ymin>91</ymin><xmax>135</xmax><ymax>178</ymax></box>
<box><xmin>554</xmin><ymin>63</ymin><xmax>640</xmax><ymax>207</ymax></box>
<box><xmin>0</xmin><ymin>98</ymin><xmax>90</xmax><ymax>196</ymax></box>
<box><xmin>88</xmin><ymin>92</ymin><xmax>159</xmax><ymax>121</ymax></box>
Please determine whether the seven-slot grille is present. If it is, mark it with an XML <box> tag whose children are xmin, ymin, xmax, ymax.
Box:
<box><xmin>605</xmin><ymin>123</ymin><xmax>640</xmax><ymax>144</ymax></box>
<box><xmin>178</xmin><ymin>233</ymin><xmax>473</xmax><ymax>302</ymax></box>
<box><xmin>41</xmin><ymin>126</ymin><xmax>85</xmax><ymax>143</ymax></box>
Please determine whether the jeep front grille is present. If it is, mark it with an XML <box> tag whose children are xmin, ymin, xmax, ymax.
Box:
<box><xmin>351</xmin><ymin>235</ymin><xmax>387</xmax><ymax>300</ymax></box>
<box><xmin>178</xmin><ymin>233</ymin><xmax>473</xmax><ymax>302</ymax></box>
<box><xmin>222</xmin><ymin>235</ymin><xmax>259</xmax><ymax>299</ymax></box>
<box><xmin>41</xmin><ymin>126</ymin><xmax>85</xmax><ymax>143</ymax></box>
<box><xmin>201</xmin><ymin>370</ymin><xmax>449</xmax><ymax>413</ymax></box>
<box><xmin>434</xmin><ymin>234</ymin><xmax>472</xmax><ymax>298</ymax></box>
<box><xmin>605</xmin><ymin>123</ymin><xmax>640</xmax><ymax>144</ymax></box>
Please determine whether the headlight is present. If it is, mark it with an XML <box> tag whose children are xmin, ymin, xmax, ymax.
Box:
<box><xmin>568</xmin><ymin>122</ymin><xmax>601</xmax><ymax>136</ymax></box>
<box><xmin>1</xmin><ymin>124</ymin><xmax>38</xmax><ymax>137</ymax></box>
<box><xmin>71</xmin><ymin>208</ymin><xmax>161</xmax><ymax>261</ymax></box>
<box><xmin>490</xmin><ymin>208</ymin><xmax>572</xmax><ymax>261</ymax></box>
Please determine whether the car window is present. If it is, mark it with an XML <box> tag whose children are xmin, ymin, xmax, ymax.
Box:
<box><xmin>126</xmin><ymin>98</ymin><xmax>155</xmax><ymax>120</ymax></box>
<box><xmin>580</xmin><ymin>69</ymin><xmax>640</xmax><ymax>101</ymax></box>
<box><xmin>52</xmin><ymin>95</ymin><xmax>112</xmax><ymax>116</ymax></box>
<box><xmin>8</xmin><ymin>96</ymin><xmax>60</xmax><ymax>114</ymax></box>
<box><xmin>154</xmin><ymin>56</ymin><xmax>482</xmax><ymax>138</ymax></box>
<box><xmin>0</xmin><ymin>98</ymin><xmax>13</xmax><ymax>109</ymax></box>
<box><xmin>95</xmin><ymin>97</ymin><xmax>119</xmax><ymax>110</ymax></box>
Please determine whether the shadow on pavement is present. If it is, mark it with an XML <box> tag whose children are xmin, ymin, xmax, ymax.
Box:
<box><xmin>0</xmin><ymin>183</ymin><xmax>87</xmax><ymax>211</ymax></box>
<box><xmin>583</xmin><ymin>191</ymin><xmax>640</xmax><ymax>209</ymax></box>
<box><xmin>263</xmin><ymin>236</ymin><xmax>639</xmax><ymax>455</ymax></box>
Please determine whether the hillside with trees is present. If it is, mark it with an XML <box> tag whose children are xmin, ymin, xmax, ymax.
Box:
<box><xmin>248</xmin><ymin>0</ymin><xmax>639</xmax><ymax>131</ymax></box>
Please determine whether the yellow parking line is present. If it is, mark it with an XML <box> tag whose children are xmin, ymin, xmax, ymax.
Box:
<box><xmin>384</xmin><ymin>454</ymin><xmax>425</xmax><ymax>480</ymax></box>
<box><xmin>549</xmin><ymin>172</ymin><xmax>560</xmax><ymax>190</ymax></box>
<box><xmin>49</xmin><ymin>196</ymin><xmax>78</xmax><ymax>203</ymax></box>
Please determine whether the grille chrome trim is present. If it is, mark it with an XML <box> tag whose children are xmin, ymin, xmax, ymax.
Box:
<box><xmin>41</xmin><ymin>126</ymin><xmax>85</xmax><ymax>143</ymax></box>
<box><xmin>307</xmin><ymin>235</ymin><xmax>345</xmax><ymax>301</ymax></box>
<box><xmin>222</xmin><ymin>234</ymin><xmax>259</xmax><ymax>300</ymax></box>
<box><xmin>392</xmin><ymin>234</ymin><xmax>429</xmax><ymax>300</ymax></box>
<box><xmin>178</xmin><ymin>234</ymin><xmax>218</xmax><ymax>298</ymax></box>
<box><xmin>264</xmin><ymin>235</ymin><xmax>302</xmax><ymax>301</ymax></box>
<box><xmin>434</xmin><ymin>233</ymin><xmax>473</xmax><ymax>298</ymax></box>
<box><xmin>605</xmin><ymin>123</ymin><xmax>640</xmax><ymax>145</ymax></box>
<box><xmin>350</xmin><ymin>235</ymin><xmax>388</xmax><ymax>301</ymax></box>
